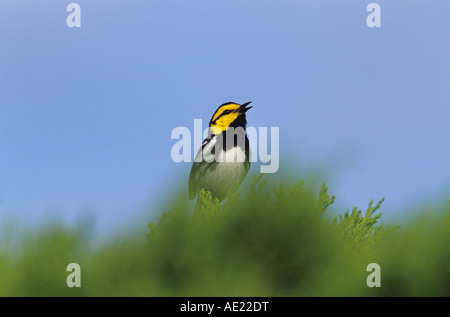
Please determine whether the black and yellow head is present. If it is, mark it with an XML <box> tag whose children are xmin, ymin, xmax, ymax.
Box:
<box><xmin>209</xmin><ymin>101</ymin><xmax>252</xmax><ymax>134</ymax></box>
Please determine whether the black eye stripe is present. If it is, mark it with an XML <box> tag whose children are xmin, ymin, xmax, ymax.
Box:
<box><xmin>211</xmin><ymin>112</ymin><xmax>225</xmax><ymax>124</ymax></box>
<box><xmin>216</xmin><ymin>109</ymin><xmax>233</xmax><ymax>120</ymax></box>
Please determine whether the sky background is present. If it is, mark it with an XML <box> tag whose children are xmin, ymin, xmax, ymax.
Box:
<box><xmin>1</xmin><ymin>1</ymin><xmax>449</xmax><ymax>238</ymax></box>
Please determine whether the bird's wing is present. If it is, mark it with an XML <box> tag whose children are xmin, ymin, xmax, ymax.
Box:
<box><xmin>188</xmin><ymin>137</ymin><xmax>210</xmax><ymax>200</ymax></box>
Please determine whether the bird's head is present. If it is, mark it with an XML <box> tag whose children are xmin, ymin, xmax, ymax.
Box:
<box><xmin>208</xmin><ymin>101</ymin><xmax>252</xmax><ymax>134</ymax></box>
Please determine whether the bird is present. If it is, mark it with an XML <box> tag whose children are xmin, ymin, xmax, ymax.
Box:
<box><xmin>188</xmin><ymin>101</ymin><xmax>252</xmax><ymax>217</ymax></box>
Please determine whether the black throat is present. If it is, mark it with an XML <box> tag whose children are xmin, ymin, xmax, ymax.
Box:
<box><xmin>229</xmin><ymin>114</ymin><xmax>247</xmax><ymax>129</ymax></box>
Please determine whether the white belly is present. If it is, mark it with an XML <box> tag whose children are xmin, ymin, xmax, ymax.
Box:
<box><xmin>192</xmin><ymin>133</ymin><xmax>250</xmax><ymax>201</ymax></box>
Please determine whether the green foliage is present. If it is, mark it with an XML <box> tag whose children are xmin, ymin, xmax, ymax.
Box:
<box><xmin>318</xmin><ymin>182</ymin><xmax>336</xmax><ymax>213</ymax></box>
<box><xmin>194</xmin><ymin>188</ymin><xmax>222</xmax><ymax>220</ymax></box>
<box><xmin>147</xmin><ymin>208</ymin><xmax>174</xmax><ymax>245</ymax></box>
<box><xmin>0</xmin><ymin>174</ymin><xmax>449</xmax><ymax>296</ymax></box>
<box><xmin>179</xmin><ymin>176</ymin><xmax>394</xmax><ymax>249</ymax></box>
<box><xmin>332</xmin><ymin>198</ymin><xmax>400</xmax><ymax>248</ymax></box>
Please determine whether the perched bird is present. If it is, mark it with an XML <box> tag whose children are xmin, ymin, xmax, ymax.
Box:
<box><xmin>189</xmin><ymin>101</ymin><xmax>252</xmax><ymax>215</ymax></box>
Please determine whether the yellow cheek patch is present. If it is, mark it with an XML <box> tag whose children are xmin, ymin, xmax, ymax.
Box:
<box><xmin>209</xmin><ymin>126</ymin><xmax>224</xmax><ymax>135</ymax></box>
<box><xmin>211</xmin><ymin>104</ymin><xmax>240</xmax><ymax>122</ymax></box>
<box><xmin>209</xmin><ymin>103</ymin><xmax>242</xmax><ymax>132</ymax></box>
<box><xmin>211</xmin><ymin>112</ymin><xmax>239</xmax><ymax>132</ymax></box>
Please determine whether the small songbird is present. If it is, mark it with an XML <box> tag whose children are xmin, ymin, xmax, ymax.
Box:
<box><xmin>188</xmin><ymin>101</ymin><xmax>252</xmax><ymax>214</ymax></box>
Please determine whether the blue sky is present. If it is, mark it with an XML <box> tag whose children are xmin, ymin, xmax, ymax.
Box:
<box><xmin>1</xmin><ymin>1</ymin><xmax>449</xmax><ymax>237</ymax></box>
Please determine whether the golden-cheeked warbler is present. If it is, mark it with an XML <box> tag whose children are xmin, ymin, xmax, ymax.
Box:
<box><xmin>188</xmin><ymin>101</ymin><xmax>252</xmax><ymax>214</ymax></box>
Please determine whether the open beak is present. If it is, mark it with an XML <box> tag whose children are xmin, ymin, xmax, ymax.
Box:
<box><xmin>239</xmin><ymin>101</ymin><xmax>252</xmax><ymax>113</ymax></box>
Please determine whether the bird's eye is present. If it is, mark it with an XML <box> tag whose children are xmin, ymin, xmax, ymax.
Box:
<box><xmin>223</xmin><ymin>110</ymin><xmax>231</xmax><ymax>115</ymax></box>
